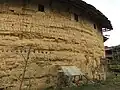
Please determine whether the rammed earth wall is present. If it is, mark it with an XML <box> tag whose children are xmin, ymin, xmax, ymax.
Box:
<box><xmin>0</xmin><ymin>1</ymin><xmax>105</xmax><ymax>89</ymax></box>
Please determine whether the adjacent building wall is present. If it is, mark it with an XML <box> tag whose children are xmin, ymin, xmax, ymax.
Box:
<box><xmin>0</xmin><ymin>0</ymin><xmax>105</xmax><ymax>89</ymax></box>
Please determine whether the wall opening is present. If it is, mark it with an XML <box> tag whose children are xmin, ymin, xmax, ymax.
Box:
<box><xmin>24</xmin><ymin>50</ymin><xmax>27</xmax><ymax>53</ymax></box>
<box><xmin>10</xmin><ymin>10</ymin><xmax>14</xmax><ymax>12</ymax></box>
<box><xmin>20</xmin><ymin>50</ymin><xmax>22</xmax><ymax>53</ymax></box>
<box><xmin>33</xmin><ymin>49</ymin><xmax>35</xmax><ymax>53</ymax></box>
<box><xmin>94</xmin><ymin>24</ymin><xmax>96</xmax><ymax>29</ymax></box>
<box><xmin>38</xmin><ymin>4</ymin><xmax>44</xmax><ymax>12</ymax></box>
<box><xmin>23</xmin><ymin>0</ymin><xmax>31</xmax><ymax>6</ymax></box>
<box><xmin>6</xmin><ymin>50</ymin><xmax>8</xmax><ymax>52</ymax></box>
<box><xmin>74</xmin><ymin>13</ymin><xmax>79</xmax><ymax>22</ymax></box>
<box><xmin>25</xmin><ymin>0</ymin><xmax>31</xmax><ymax>4</ymax></box>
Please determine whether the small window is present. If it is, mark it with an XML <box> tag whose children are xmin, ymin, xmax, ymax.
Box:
<box><xmin>23</xmin><ymin>0</ymin><xmax>30</xmax><ymax>6</ymax></box>
<box><xmin>38</xmin><ymin>4</ymin><xmax>44</xmax><ymax>12</ymax></box>
<box><xmin>24</xmin><ymin>50</ymin><xmax>27</xmax><ymax>53</ymax></box>
<box><xmin>33</xmin><ymin>50</ymin><xmax>35</xmax><ymax>53</ymax></box>
<box><xmin>74</xmin><ymin>13</ymin><xmax>79</xmax><ymax>22</ymax></box>
<box><xmin>20</xmin><ymin>50</ymin><xmax>22</xmax><ymax>53</ymax></box>
<box><xmin>10</xmin><ymin>10</ymin><xmax>14</xmax><ymax>12</ymax></box>
<box><xmin>94</xmin><ymin>24</ymin><xmax>96</xmax><ymax>29</ymax></box>
<box><xmin>24</xmin><ymin>0</ymin><xmax>31</xmax><ymax>4</ymax></box>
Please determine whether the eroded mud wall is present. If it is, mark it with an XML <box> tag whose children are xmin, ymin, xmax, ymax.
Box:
<box><xmin>0</xmin><ymin>1</ymin><xmax>105</xmax><ymax>89</ymax></box>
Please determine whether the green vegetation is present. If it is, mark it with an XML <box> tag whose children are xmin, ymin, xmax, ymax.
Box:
<box><xmin>108</xmin><ymin>45</ymin><xmax>120</xmax><ymax>72</ymax></box>
<box><xmin>44</xmin><ymin>74</ymin><xmax>120</xmax><ymax>90</ymax></box>
<box><xmin>109</xmin><ymin>65</ymin><xmax>120</xmax><ymax>70</ymax></box>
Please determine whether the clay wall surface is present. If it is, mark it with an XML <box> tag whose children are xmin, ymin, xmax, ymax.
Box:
<box><xmin>0</xmin><ymin>1</ymin><xmax>105</xmax><ymax>89</ymax></box>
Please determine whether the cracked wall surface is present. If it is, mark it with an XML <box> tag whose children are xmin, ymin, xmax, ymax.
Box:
<box><xmin>0</xmin><ymin>1</ymin><xmax>105</xmax><ymax>89</ymax></box>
